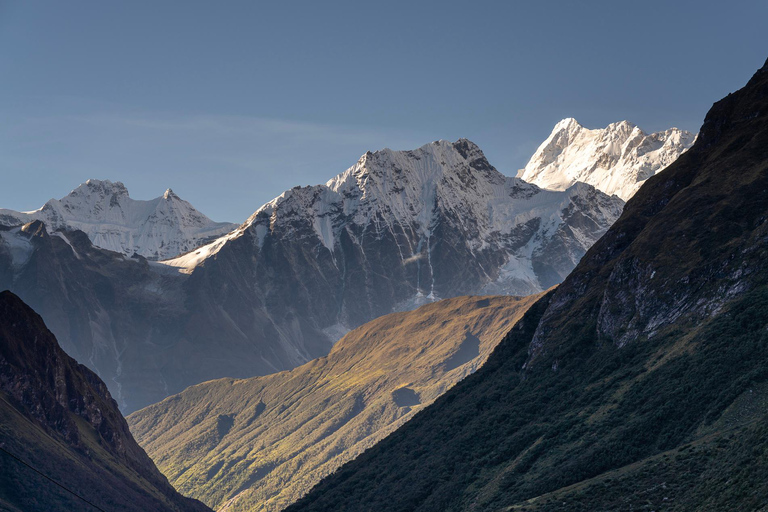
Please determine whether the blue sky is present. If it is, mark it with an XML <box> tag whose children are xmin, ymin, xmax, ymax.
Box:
<box><xmin>1</xmin><ymin>0</ymin><xmax>767</xmax><ymax>222</ymax></box>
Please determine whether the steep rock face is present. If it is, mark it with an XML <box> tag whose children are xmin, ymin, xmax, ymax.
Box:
<box><xmin>163</xmin><ymin>140</ymin><xmax>623</xmax><ymax>328</ymax></box>
<box><xmin>0</xmin><ymin>140</ymin><xmax>622</xmax><ymax>413</ymax></box>
<box><xmin>287</xmin><ymin>60</ymin><xmax>768</xmax><ymax>511</ymax></box>
<box><xmin>0</xmin><ymin>291</ymin><xmax>211</xmax><ymax>512</ymax></box>
<box><xmin>518</xmin><ymin>118</ymin><xmax>695</xmax><ymax>200</ymax></box>
<box><xmin>0</xmin><ymin>179</ymin><xmax>235</xmax><ymax>260</ymax></box>
<box><xmin>129</xmin><ymin>294</ymin><xmax>543</xmax><ymax>512</ymax></box>
<box><xmin>0</xmin><ymin>222</ymin><xmax>333</xmax><ymax>414</ymax></box>
<box><xmin>0</xmin><ymin>221</ymin><xmax>187</xmax><ymax>412</ymax></box>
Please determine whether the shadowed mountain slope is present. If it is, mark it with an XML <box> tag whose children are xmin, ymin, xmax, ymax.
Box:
<box><xmin>0</xmin><ymin>291</ymin><xmax>211</xmax><ymax>512</ymax></box>
<box><xmin>129</xmin><ymin>294</ymin><xmax>543</xmax><ymax>512</ymax></box>
<box><xmin>0</xmin><ymin>139</ymin><xmax>622</xmax><ymax>414</ymax></box>
<box><xmin>286</xmin><ymin>59</ymin><xmax>768</xmax><ymax>512</ymax></box>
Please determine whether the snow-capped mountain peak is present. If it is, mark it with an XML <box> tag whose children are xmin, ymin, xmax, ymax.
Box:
<box><xmin>0</xmin><ymin>180</ymin><xmax>236</xmax><ymax>260</ymax></box>
<box><xmin>0</xmin><ymin>138</ymin><xmax>627</xmax><ymax>413</ymax></box>
<box><xmin>518</xmin><ymin>119</ymin><xmax>696</xmax><ymax>200</ymax></box>
<box><xmin>169</xmin><ymin>139</ymin><xmax>510</xmax><ymax>269</ymax></box>
<box><xmin>162</xmin><ymin>139</ymin><xmax>624</xmax><ymax>308</ymax></box>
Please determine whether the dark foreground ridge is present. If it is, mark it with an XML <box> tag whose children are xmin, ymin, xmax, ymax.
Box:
<box><xmin>0</xmin><ymin>290</ymin><xmax>211</xmax><ymax>512</ymax></box>
<box><xmin>287</xmin><ymin>58</ymin><xmax>768</xmax><ymax>511</ymax></box>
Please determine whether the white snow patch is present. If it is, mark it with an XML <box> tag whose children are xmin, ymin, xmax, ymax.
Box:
<box><xmin>158</xmin><ymin>231</ymin><xmax>238</xmax><ymax>273</ymax></box>
<box><xmin>0</xmin><ymin>228</ymin><xmax>34</xmax><ymax>267</ymax></box>
<box><xmin>323</xmin><ymin>323</ymin><xmax>351</xmax><ymax>344</ymax></box>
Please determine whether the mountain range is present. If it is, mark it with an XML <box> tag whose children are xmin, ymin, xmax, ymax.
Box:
<box><xmin>0</xmin><ymin>179</ymin><xmax>236</xmax><ymax>260</ymax></box>
<box><xmin>0</xmin><ymin>76</ymin><xmax>742</xmax><ymax>512</ymax></box>
<box><xmin>0</xmin><ymin>291</ymin><xmax>212</xmax><ymax>512</ymax></box>
<box><xmin>0</xmin><ymin>137</ymin><xmax>625</xmax><ymax>412</ymax></box>
<box><xmin>286</xmin><ymin>57</ymin><xmax>768</xmax><ymax>512</ymax></box>
<box><xmin>121</xmin><ymin>119</ymin><xmax>695</xmax><ymax>511</ymax></box>
<box><xmin>159</xmin><ymin>138</ymin><xmax>624</xmax><ymax>312</ymax></box>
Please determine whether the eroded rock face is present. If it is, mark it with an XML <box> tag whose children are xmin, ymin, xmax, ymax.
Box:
<box><xmin>529</xmin><ymin>60</ymin><xmax>768</xmax><ymax>363</ymax></box>
<box><xmin>0</xmin><ymin>290</ymin><xmax>149</xmax><ymax>470</ymax></box>
<box><xmin>0</xmin><ymin>291</ymin><xmax>211</xmax><ymax>512</ymax></box>
<box><xmin>0</xmin><ymin>140</ymin><xmax>623</xmax><ymax>413</ymax></box>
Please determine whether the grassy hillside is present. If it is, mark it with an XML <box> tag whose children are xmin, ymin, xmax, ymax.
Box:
<box><xmin>129</xmin><ymin>294</ymin><xmax>542</xmax><ymax>511</ymax></box>
<box><xmin>0</xmin><ymin>391</ymin><xmax>206</xmax><ymax>512</ymax></box>
<box><xmin>286</xmin><ymin>59</ymin><xmax>768</xmax><ymax>511</ymax></box>
<box><xmin>508</xmin><ymin>411</ymin><xmax>768</xmax><ymax>511</ymax></box>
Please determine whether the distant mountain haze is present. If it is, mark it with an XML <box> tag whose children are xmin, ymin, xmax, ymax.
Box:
<box><xmin>0</xmin><ymin>180</ymin><xmax>237</xmax><ymax>261</ymax></box>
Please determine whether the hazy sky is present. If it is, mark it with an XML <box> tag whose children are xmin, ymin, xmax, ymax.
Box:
<box><xmin>1</xmin><ymin>0</ymin><xmax>767</xmax><ymax>222</ymax></box>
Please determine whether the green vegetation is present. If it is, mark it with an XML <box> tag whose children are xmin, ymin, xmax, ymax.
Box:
<box><xmin>287</xmin><ymin>283</ymin><xmax>768</xmax><ymax>512</ymax></box>
<box><xmin>0</xmin><ymin>291</ymin><xmax>211</xmax><ymax>512</ymax></box>
<box><xmin>129</xmin><ymin>294</ymin><xmax>543</xmax><ymax>512</ymax></box>
<box><xmin>510</xmin><ymin>412</ymin><xmax>768</xmax><ymax>511</ymax></box>
<box><xmin>287</xmin><ymin>59</ymin><xmax>768</xmax><ymax>511</ymax></box>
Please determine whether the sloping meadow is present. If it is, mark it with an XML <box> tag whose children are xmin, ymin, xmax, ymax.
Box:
<box><xmin>129</xmin><ymin>294</ymin><xmax>543</xmax><ymax>511</ymax></box>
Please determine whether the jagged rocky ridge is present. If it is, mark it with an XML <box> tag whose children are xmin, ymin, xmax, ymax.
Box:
<box><xmin>129</xmin><ymin>294</ymin><xmax>543</xmax><ymax>512</ymax></box>
<box><xmin>0</xmin><ymin>140</ymin><xmax>622</xmax><ymax>413</ymax></box>
<box><xmin>518</xmin><ymin>118</ymin><xmax>695</xmax><ymax>200</ymax></box>
<box><xmin>287</xmin><ymin>59</ymin><xmax>768</xmax><ymax>511</ymax></box>
<box><xmin>161</xmin><ymin>139</ymin><xmax>624</xmax><ymax>316</ymax></box>
<box><xmin>0</xmin><ymin>291</ymin><xmax>212</xmax><ymax>512</ymax></box>
<box><xmin>0</xmin><ymin>179</ymin><xmax>236</xmax><ymax>260</ymax></box>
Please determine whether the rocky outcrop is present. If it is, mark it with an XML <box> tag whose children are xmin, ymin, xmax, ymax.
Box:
<box><xmin>0</xmin><ymin>291</ymin><xmax>211</xmax><ymax>512</ymax></box>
